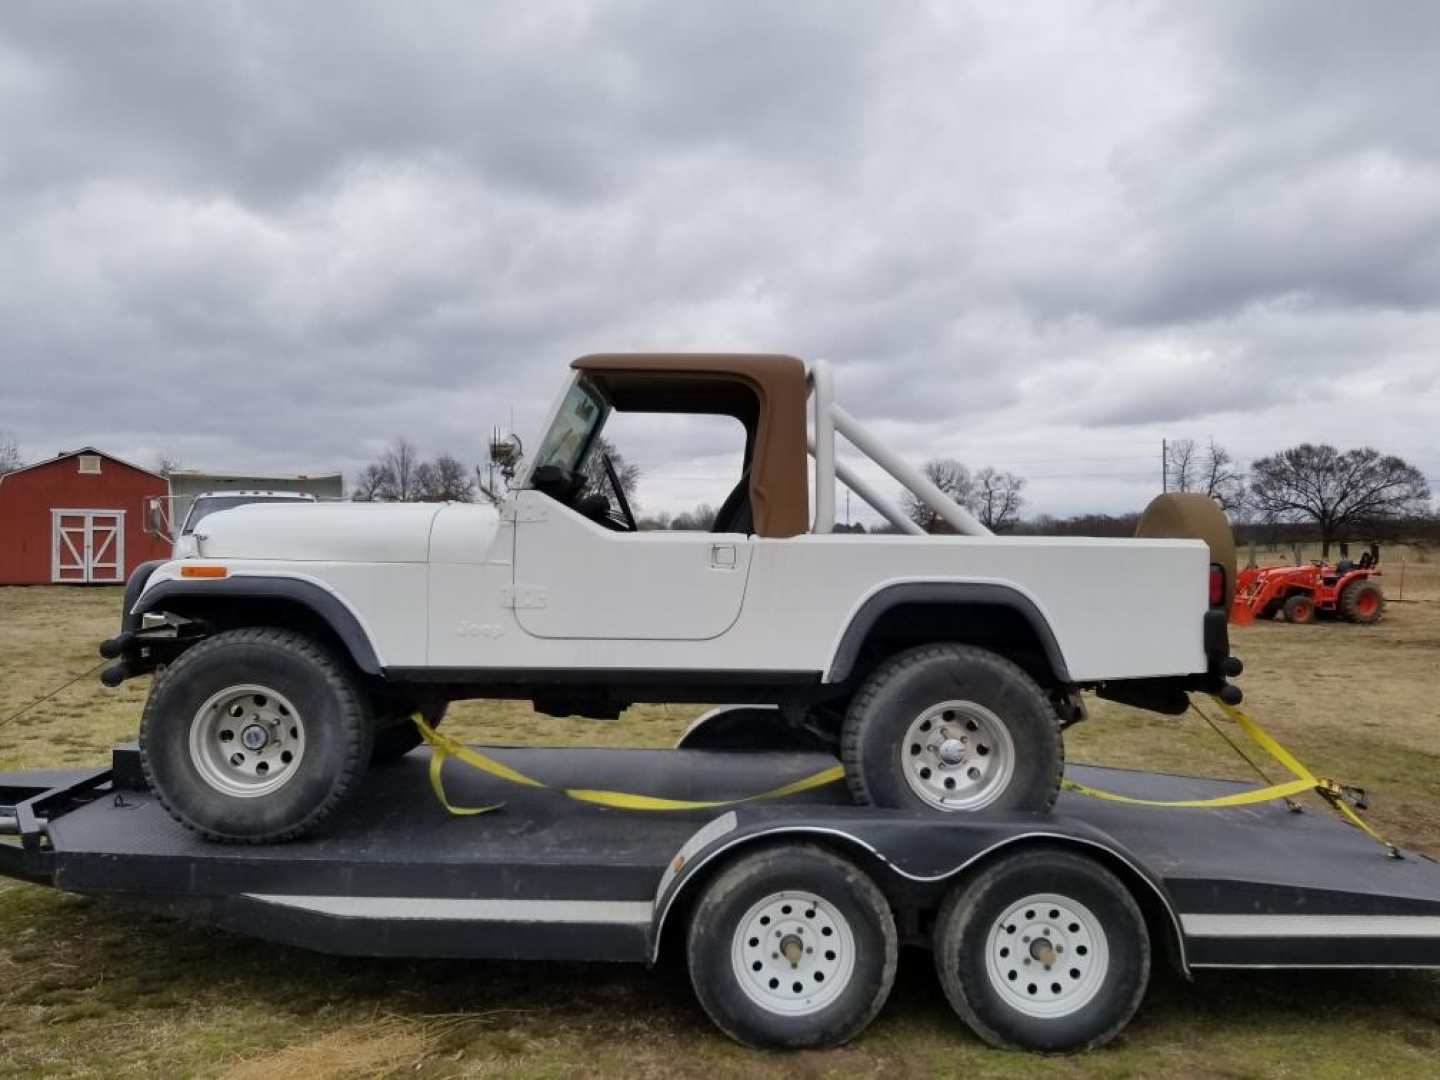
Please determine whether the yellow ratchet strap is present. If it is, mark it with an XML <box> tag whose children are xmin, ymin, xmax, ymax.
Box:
<box><xmin>412</xmin><ymin>715</ymin><xmax>845</xmax><ymax>816</ymax></box>
<box><xmin>1062</xmin><ymin>695</ymin><xmax>1400</xmax><ymax>858</ymax></box>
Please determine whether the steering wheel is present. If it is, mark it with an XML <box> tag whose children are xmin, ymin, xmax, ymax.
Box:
<box><xmin>602</xmin><ymin>453</ymin><xmax>638</xmax><ymax>532</ymax></box>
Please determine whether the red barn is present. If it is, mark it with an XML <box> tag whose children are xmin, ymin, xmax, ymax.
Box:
<box><xmin>0</xmin><ymin>448</ymin><xmax>171</xmax><ymax>585</ymax></box>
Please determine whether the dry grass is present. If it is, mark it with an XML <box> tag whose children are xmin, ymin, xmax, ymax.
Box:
<box><xmin>2</xmin><ymin>550</ymin><xmax>1439</xmax><ymax>1077</ymax></box>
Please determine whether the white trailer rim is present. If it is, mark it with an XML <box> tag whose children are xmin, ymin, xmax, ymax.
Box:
<box><xmin>985</xmin><ymin>892</ymin><xmax>1109</xmax><ymax>1018</ymax></box>
<box><xmin>189</xmin><ymin>684</ymin><xmax>306</xmax><ymax>798</ymax></box>
<box><xmin>901</xmin><ymin>700</ymin><xmax>1016</xmax><ymax>811</ymax></box>
<box><xmin>730</xmin><ymin>889</ymin><xmax>856</xmax><ymax>1016</ymax></box>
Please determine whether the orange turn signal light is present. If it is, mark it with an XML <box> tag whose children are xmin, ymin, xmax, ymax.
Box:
<box><xmin>180</xmin><ymin>565</ymin><xmax>228</xmax><ymax>579</ymax></box>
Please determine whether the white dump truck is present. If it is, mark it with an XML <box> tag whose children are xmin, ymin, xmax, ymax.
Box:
<box><xmin>101</xmin><ymin>354</ymin><xmax>1239</xmax><ymax>842</ymax></box>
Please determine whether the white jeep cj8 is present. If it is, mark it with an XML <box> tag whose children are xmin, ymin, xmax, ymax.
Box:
<box><xmin>100</xmin><ymin>354</ymin><xmax>1240</xmax><ymax>842</ymax></box>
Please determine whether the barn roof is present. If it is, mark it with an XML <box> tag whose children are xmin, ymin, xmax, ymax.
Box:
<box><xmin>0</xmin><ymin>446</ymin><xmax>167</xmax><ymax>486</ymax></box>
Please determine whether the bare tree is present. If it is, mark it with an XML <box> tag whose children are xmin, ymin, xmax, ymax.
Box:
<box><xmin>352</xmin><ymin>463</ymin><xmax>390</xmax><ymax>502</ymax></box>
<box><xmin>415</xmin><ymin>453</ymin><xmax>475</xmax><ymax>502</ymax></box>
<box><xmin>1167</xmin><ymin>437</ymin><xmax>1246</xmax><ymax>513</ymax></box>
<box><xmin>1249</xmin><ymin>444</ymin><xmax>1430</xmax><ymax>558</ymax></box>
<box><xmin>973</xmin><ymin>467</ymin><xmax>1026</xmax><ymax>531</ymax></box>
<box><xmin>0</xmin><ymin>430</ymin><xmax>21</xmax><ymax>474</ymax></box>
<box><xmin>1199</xmin><ymin>439</ymin><xmax>1246</xmax><ymax>512</ymax></box>
<box><xmin>153</xmin><ymin>451</ymin><xmax>182</xmax><ymax>477</ymax></box>
<box><xmin>582</xmin><ymin>437</ymin><xmax>641</xmax><ymax>499</ymax></box>
<box><xmin>380</xmin><ymin>438</ymin><xmax>419</xmax><ymax>502</ymax></box>
<box><xmin>1164</xmin><ymin>438</ymin><xmax>1197</xmax><ymax>494</ymax></box>
<box><xmin>903</xmin><ymin>459</ymin><xmax>974</xmax><ymax>532</ymax></box>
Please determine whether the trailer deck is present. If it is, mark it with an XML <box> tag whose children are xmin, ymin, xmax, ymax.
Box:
<box><xmin>4</xmin><ymin>744</ymin><xmax>1438</xmax><ymax>973</ymax></box>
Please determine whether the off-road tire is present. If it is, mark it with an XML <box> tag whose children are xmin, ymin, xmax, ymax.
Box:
<box><xmin>139</xmin><ymin>627</ymin><xmax>374</xmax><ymax>843</ymax></box>
<box><xmin>687</xmin><ymin>844</ymin><xmax>898</xmax><ymax>1049</ymax></box>
<box><xmin>841</xmin><ymin>644</ymin><xmax>1064</xmax><ymax>814</ymax></box>
<box><xmin>1339</xmin><ymin>580</ymin><xmax>1384</xmax><ymax>624</ymax></box>
<box><xmin>1282</xmin><ymin>595</ymin><xmax>1316</xmax><ymax>624</ymax></box>
<box><xmin>933</xmin><ymin>846</ymin><xmax>1150</xmax><ymax>1052</ymax></box>
<box><xmin>371</xmin><ymin>704</ymin><xmax>447</xmax><ymax>765</ymax></box>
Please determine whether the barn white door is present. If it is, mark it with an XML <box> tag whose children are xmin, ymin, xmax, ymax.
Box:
<box><xmin>51</xmin><ymin>510</ymin><xmax>126</xmax><ymax>584</ymax></box>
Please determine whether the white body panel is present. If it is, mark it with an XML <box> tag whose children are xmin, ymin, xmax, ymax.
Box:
<box><xmin>511</xmin><ymin>491</ymin><xmax>753</xmax><ymax>640</ymax></box>
<box><xmin>139</xmin><ymin>488</ymin><xmax>1210</xmax><ymax>684</ymax></box>
<box><xmin>194</xmin><ymin>502</ymin><xmax>444</xmax><ymax>563</ymax></box>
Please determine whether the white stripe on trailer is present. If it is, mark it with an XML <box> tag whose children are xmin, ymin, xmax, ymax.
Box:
<box><xmin>246</xmin><ymin>894</ymin><xmax>652</xmax><ymax>925</ymax></box>
<box><xmin>1182</xmin><ymin>914</ymin><xmax>1440</xmax><ymax>938</ymax></box>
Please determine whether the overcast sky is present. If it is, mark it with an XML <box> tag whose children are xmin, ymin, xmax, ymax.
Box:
<box><xmin>2</xmin><ymin>1</ymin><xmax>1438</xmax><ymax>520</ymax></box>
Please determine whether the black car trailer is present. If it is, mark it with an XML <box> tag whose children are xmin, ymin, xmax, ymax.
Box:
<box><xmin>3</xmin><ymin>734</ymin><xmax>1440</xmax><ymax>1053</ymax></box>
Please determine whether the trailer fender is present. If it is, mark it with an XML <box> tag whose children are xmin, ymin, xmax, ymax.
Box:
<box><xmin>649</xmin><ymin>811</ymin><xmax>1188</xmax><ymax>975</ymax></box>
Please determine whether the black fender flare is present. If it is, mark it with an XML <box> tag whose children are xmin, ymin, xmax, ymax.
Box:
<box><xmin>127</xmin><ymin>575</ymin><xmax>384</xmax><ymax>674</ymax></box>
<box><xmin>825</xmin><ymin>582</ymin><xmax>1071</xmax><ymax>684</ymax></box>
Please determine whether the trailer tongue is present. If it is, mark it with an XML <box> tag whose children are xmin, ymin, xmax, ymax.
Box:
<box><xmin>4</xmin><ymin>743</ymin><xmax>1439</xmax><ymax>1052</ymax></box>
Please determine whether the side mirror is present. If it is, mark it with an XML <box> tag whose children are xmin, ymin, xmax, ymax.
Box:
<box><xmin>489</xmin><ymin>432</ymin><xmax>523</xmax><ymax>480</ymax></box>
<box><xmin>144</xmin><ymin>496</ymin><xmax>173</xmax><ymax>541</ymax></box>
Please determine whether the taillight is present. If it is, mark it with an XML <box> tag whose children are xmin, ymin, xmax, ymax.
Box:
<box><xmin>1209</xmin><ymin>564</ymin><xmax>1225</xmax><ymax>607</ymax></box>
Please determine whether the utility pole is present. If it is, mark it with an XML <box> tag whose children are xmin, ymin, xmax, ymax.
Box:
<box><xmin>1162</xmin><ymin>439</ymin><xmax>1168</xmax><ymax>493</ymax></box>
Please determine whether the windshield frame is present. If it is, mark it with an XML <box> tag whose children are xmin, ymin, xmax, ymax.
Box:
<box><xmin>527</xmin><ymin>374</ymin><xmax>611</xmax><ymax>481</ymax></box>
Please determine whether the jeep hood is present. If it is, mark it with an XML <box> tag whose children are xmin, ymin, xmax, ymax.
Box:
<box><xmin>192</xmin><ymin>502</ymin><xmax>489</xmax><ymax>563</ymax></box>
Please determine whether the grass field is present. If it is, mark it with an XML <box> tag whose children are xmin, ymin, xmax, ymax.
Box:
<box><xmin>2</xmin><ymin>546</ymin><xmax>1439</xmax><ymax>1077</ymax></box>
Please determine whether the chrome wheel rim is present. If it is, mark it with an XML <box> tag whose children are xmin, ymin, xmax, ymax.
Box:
<box><xmin>188</xmin><ymin>684</ymin><xmax>306</xmax><ymax>798</ymax></box>
<box><xmin>984</xmin><ymin>892</ymin><xmax>1109</xmax><ymax>1018</ymax></box>
<box><xmin>900</xmin><ymin>700</ymin><xmax>1016</xmax><ymax>811</ymax></box>
<box><xmin>731</xmin><ymin>890</ymin><xmax>856</xmax><ymax>1016</ymax></box>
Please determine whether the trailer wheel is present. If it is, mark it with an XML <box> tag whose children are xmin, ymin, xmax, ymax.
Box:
<box><xmin>687</xmin><ymin>844</ymin><xmax>898</xmax><ymax>1049</ymax></box>
<box><xmin>139</xmin><ymin>628</ymin><xmax>373</xmax><ymax>843</ymax></box>
<box><xmin>371</xmin><ymin>704</ymin><xmax>447</xmax><ymax>765</ymax></box>
<box><xmin>933</xmin><ymin>846</ymin><xmax>1150</xmax><ymax>1052</ymax></box>
<box><xmin>842</xmin><ymin>644</ymin><xmax>1063</xmax><ymax>814</ymax></box>
<box><xmin>1339</xmin><ymin>580</ymin><xmax>1384</xmax><ymax>624</ymax></box>
<box><xmin>1283</xmin><ymin>595</ymin><xmax>1316</xmax><ymax>624</ymax></box>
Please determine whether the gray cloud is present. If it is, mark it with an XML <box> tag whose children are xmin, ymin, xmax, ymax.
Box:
<box><xmin>2</xmin><ymin>1</ymin><xmax>1438</xmax><ymax>517</ymax></box>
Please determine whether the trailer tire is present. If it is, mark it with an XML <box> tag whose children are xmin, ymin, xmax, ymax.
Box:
<box><xmin>139</xmin><ymin>627</ymin><xmax>374</xmax><ymax>843</ymax></box>
<box><xmin>371</xmin><ymin>704</ymin><xmax>447</xmax><ymax>765</ymax></box>
<box><xmin>687</xmin><ymin>844</ymin><xmax>898</xmax><ymax>1049</ymax></box>
<box><xmin>842</xmin><ymin>644</ymin><xmax>1063</xmax><ymax>814</ymax></box>
<box><xmin>1282</xmin><ymin>595</ymin><xmax>1316</xmax><ymax>624</ymax></box>
<box><xmin>933</xmin><ymin>846</ymin><xmax>1150</xmax><ymax>1052</ymax></box>
<box><xmin>1339</xmin><ymin>580</ymin><xmax>1384</xmax><ymax>624</ymax></box>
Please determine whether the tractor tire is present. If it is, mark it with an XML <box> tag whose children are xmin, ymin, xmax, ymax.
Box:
<box><xmin>1282</xmin><ymin>595</ymin><xmax>1316</xmax><ymax>624</ymax></box>
<box><xmin>139</xmin><ymin>627</ymin><xmax>373</xmax><ymax>843</ymax></box>
<box><xmin>842</xmin><ymin>644</ymin><xmax>1064</xmax><ymax>815</ymax></box>
<box><xmin>371</xmin><ymin>704</ymin><xmax>447</xmax><ymax>765</ymax></box>
<box><xmin>1340</xmin><ymin>580</ymin><xmax>1385</xmax><ymax>624</ymax></box>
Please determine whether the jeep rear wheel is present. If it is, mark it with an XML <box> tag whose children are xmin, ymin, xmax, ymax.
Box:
<box><xmin>841</xmin><ymin>644</ymin><xmax>1064</xmax><ymax>814</ymax></box>
<box><xmin>139</xmin><ymin>628</ymin><xmax>373</xmax><ymax>843</ymax></box>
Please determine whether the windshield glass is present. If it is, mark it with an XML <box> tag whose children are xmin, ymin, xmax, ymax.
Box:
<box><xmin>532</xmin><ymin>377</ymin><xmax>608</xmax><ymax>477</ymax></box>
<box><xmin>182</xmin><ymin>496</ymin><xmax>309</xmax><ymax>534</ymax></box>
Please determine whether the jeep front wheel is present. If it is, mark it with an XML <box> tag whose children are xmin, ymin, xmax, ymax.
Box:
<box><xmin>841</xmin><ymin>644</ymin><xmax>1063</xmax><ymax>814</ymax></box>
<box><xmin>139</xmin><ymin>627</ymin><xmax>373</xmax><ymax>843</ymax></box>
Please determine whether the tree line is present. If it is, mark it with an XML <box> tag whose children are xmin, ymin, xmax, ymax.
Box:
<box><xmin>903</xmin><ymin>439</ymin><xmax>1432</xmax><ymax>557</ymax></box>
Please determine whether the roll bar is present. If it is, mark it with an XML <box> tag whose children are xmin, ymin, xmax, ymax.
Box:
<box><xmin>807</xmin><ymin>359</ymin><xmax>992</xmax><ymax>537</ymax></box>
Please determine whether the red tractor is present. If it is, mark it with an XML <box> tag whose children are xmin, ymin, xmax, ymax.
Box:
<box><xmin>1230</xmin><ymin>545</ymin><xmax>1384</xmax><ymax>626</ymax></box>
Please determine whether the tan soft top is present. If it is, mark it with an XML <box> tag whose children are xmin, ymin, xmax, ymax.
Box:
<box><xmin>572</xmin><ymin>354</ymin><xmax>810</xmax><ymax>538</ymax></box>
